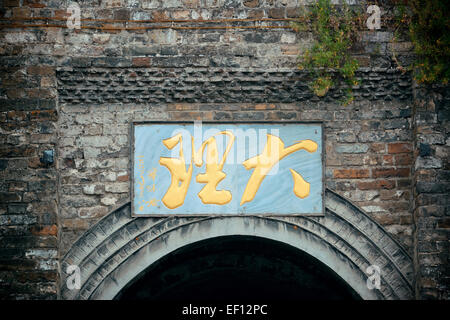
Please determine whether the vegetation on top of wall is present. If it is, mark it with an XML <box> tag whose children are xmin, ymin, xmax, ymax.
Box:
<box><xmin>393</xmin><ymin>0</ymin><xmax>449</xmax><ymax>85</ymax></box>
<box><xmin>407</xmin><ymin>0</ymin><xmax>449</xmax><ymax>85</ymax></box>
<box><xmin>291</xmin><ymin>0</ymin><xmax>449</xmax><ymax>102</ymax></box>
<box><xmin>291</xmin><ymin>0</ymin><xmax>360</xmax><ymax>105</ymax></box>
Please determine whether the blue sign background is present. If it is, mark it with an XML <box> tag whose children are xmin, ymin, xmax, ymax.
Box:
<box><xmin>133</xmin><ymin>123</ymin><xmax>323</xmax><ymax>215</ymax></box>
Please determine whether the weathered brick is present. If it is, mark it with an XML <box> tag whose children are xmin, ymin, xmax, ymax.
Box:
<box><xmin>30</xmin><ymin>110</ymin><xmax>57</xmax><ymax>122</ymax></box>
<box><xmin>0</xmin><ymin>215</ymin><xmax>37</xmax><ymax>226</ymax></box>
<box><xmin>333</xmin><ymin>169</ymin><xmax>370</xmax><ymax>179</ymax></box>
<box><xmin>7</xmin><ymin>204</ymin><xmax>27</xmax><ymax>214</ymax></box>
<box><xmin>0</xmin><ymin>146</ymin><xmax>36</xmax><ymax>158</ymax></box>
<box><xmin>267</xmin><ymin>8</ymin><xmax>285</xmax><ymax>19</ymax></box>
<box><xmin>117</xmin><ymin>174</ymin><xmax>129</xmax><ymax>182</ymax></box>
<box><xmin>0</xmin><ymin>193</ymin><xmax>22</xmax><ymax>203</ymax></box>
<box><xmin>415</xmin><ymin>157</ymin><xmax>443</xmax><ymax>169</ymax></box>
<box><xmin>79</xmin><ymin>206</ymin><xmax>108</xmax><ymax>219</ymax></box>
<box><xmin>395</xmin><ymin>154</ymin><xmax>413</xmax><ymax>166</ymax></box>
<box><xmin>231</xmin><ymin>112</ymin><xmax>264</xmax><ymax>120</ymax></box>
<box><xmin>372</xmin><ymin>168</ymin><xmax>410</xmax><ymax>178</ymax></box>
<box><xmin>380</xmin><ymin>189</ymin><xmax>410</xmax><ymax>201</ymax></box>
<box><xmin>243</xmin><ymin>0</ymin><xmax>260</xmax><ymax>8</ymax></box>
<box><xmin>388</xmin><ymin>142</ymin><xmax>412</xmax><ymax>154</ymax></box>
<box><xmin>167</xmin><ymin>104</ymin><xmax>199</xmax><ymax>111</ymax></box>
<box><xmin>12</xmin><ymin>7</ymin><xmax>31</xmax><ymax>19</ymax></box>
<box><xmin>247</xmin><ymin>9</ymin><xmax>264</xmax><ymax>19</ymax></box>
<box><xmin>105</xmin><ymin>183</ymin><xmax>129</xmax><ymax>194</ymax></box>
<box><xmin>281</xmin><ymin>45</ymin><xmax>300</xmax><ymax>56</ymax></box>
<box><xmin>214</xmin><ymin>111</ymin><xmax>232</xmax><ymax>120</ymax></box>
<box><xmin>286</xmin><ymin>7</ymin><xmax>300</xmax><ymax>18</ymax></box>
<box><xmin>382</xmin><ymin>155</ymin><xmax>394</xmax><ymax>165</ymax></box>
<box><xmin>0</xmin><ymin>0</ymin><xmax>445</xmax><ymax>300</ymax></box>
<box><xmin>335</xmin><ymin>144</ymin><xmax>369</xmax><ymax>154</ymax></box>
<box><xmin>79</xmin><ymin>136</ymin><xmax>113</xmax><ymax>148</ymax></box>
<box><xmin>357</xmin><ymin>180</ymin><xmax>396</xmax><ymax>190</ymax></box>
<box><xmin>244</xmin><ymin>104</ymin><xmax>277</xmax><ymax>110</ymax></box>
<box><xmin>26</xmin><ymin>66</ymin><xmax>54</xmax><ymax>76</ymax></box>
<box><xmin>265</xmin><ymin>111</ymin><xmax>297</xmax><ymax>120</ymax></box>
<box><xmin>132</xmin><ymin>57</ymin><xmax>151</xmax><ymax>67</ymax></box>
<box><xmin>60</xmin><ymin>219</ymin><xmax>90</xmax><ymax>230</ymax></box>
<box><xmin>3</xmin><ymin>0</ymin><xmax>20</xmax><ymax>6</ymax></box>
<box><xmin>169</xmin><ymin>111</ymin><xmax>213</xmax><ymax>120</ymax></box>
<box><xmin>416</xmin><ymin>182</ymin><xmax>450</xmax><ymax>193</ymax></box>
<box><xmin>100</xmin><ymin>196</ymin><xmax>118</xmax><ymax>206</ymax></box>
<box><xmin>113</xmin><ymin>8</ymin><xmax>130</xmax><ymax>20</ymax></box>
<box><xmin>82</xmin><ymin>184</ymin><xmax>105</xmax><ymax>195</ymax></box>
<box><xmin>417</xmin><ymin>206</ymin><xmax>446</xmax><ymax>217</ymax></box>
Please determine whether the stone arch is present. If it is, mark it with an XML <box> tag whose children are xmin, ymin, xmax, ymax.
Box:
<box><xmin>60</xmin><ymin>189</ymin><xmax>414</xmax><ymax>300</ymax></box>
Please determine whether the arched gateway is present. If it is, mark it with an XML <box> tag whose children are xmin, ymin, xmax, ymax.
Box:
<box><xmin>60</xmin><ymin>189</ymin><xmax>414</xmax><ymax>300</ymax></box>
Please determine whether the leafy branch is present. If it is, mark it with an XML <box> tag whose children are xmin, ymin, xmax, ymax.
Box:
<box><xmin>392</xmin><ymin>0</ymin><xmax>449</xmax><ymax>85</ymax></box>
<box><xmin>291</xmin><ymin>0</ymin><xmax>360</xmax><ymax>105</ymax></box>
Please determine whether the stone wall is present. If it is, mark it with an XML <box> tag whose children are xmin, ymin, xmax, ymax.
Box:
<box><xmin>412</xmin><ymin>85</ymin><xmax>450</xmax><ymax>299</ymax></box>
<box><xmin>57</xmin><ymin>100</ymin><xmax>415</xmax><ymax>258</ymax></box>
<box><xmin>0</xmin><ymin>58</ymin><xmax>59</xmax><ymax>299</ymax></box>
<box><xmin>0</xmin><ymin>0</ymin><xmax>447</xmax><ymax>300</ymax></box>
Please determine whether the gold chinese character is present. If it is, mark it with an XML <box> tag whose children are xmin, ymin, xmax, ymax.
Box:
<box><xmin>159</xmin><ymin>133</ymin><xmax>193</xmax><ymax>209</ymax></box>
<box><xmin>159</xmin><ymin>131</ymin><xmax>235</xmax><ymax>208</ymax></box>
<box><xmin>193</xmin><ymin>131</ymin><xmax>235</xmax><ymax>205</ymax></box>
<box><xmin>290</xmin><ymin>168</ymin><xmax>311</xmax><ymax>199</ymax></box>
<box><xmin>240</xmin><ymin>134</ymin><xmax>318</xmax><ymax>205</ymax></box>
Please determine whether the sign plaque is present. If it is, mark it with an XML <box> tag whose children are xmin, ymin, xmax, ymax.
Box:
<box><xmin>132</xmin><ymin>122</ymin><xmax>323</xmax><ymax>216</ymax></box>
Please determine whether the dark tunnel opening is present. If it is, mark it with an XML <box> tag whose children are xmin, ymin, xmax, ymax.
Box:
<box><xmin>115</xmin><ymin>235</ymin><xmax>361</xmax><ymax>301</ymax></box>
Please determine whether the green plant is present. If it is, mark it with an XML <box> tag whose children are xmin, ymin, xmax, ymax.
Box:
<box><xmin>291</xmin><ymin>0</ymin><xmax>360</xmax><ymax>105</ymax></box>
<box><xmin>409</xmin><ymin>0</ymin><xmax>449</xmax><ymax>84</ymax></box>
<box><xmin>392</xmin><ymin>0</ymin><xmax>449</xmax><ymax>85</ymax></box>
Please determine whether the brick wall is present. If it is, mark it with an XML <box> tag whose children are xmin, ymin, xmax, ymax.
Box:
<box><xmin>0</xmin><ymin>58</ymin><xmax>59</xmax><ymax>299</ymax></box>
<box><xmin>57</xmin><ymin>101</ymin><xmax>415</xmax><ymax>257</ymax></box>
<box><xmin>413</xmin><ymin>85</ymin><xmax>450</xmax><ymax>299</ymax></box>
<box><xmin>0</xmin><ymin>0</ymin><xmax>447</xmax><ymax>300</ymax></box>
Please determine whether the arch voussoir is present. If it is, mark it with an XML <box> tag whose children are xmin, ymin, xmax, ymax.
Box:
<box><xmin>60</xmin><ymin>189</ymin><xmax>414</xmax><ymax>300</ymax></box>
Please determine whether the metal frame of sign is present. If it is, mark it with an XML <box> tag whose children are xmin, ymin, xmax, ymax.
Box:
<box><xmin>130</xmin><ymin>121</ymin><xmax>325</xmax><ymax>217</ymax></box>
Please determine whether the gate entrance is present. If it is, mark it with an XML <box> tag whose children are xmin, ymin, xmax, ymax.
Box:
<box><xmin>115</xmin><ymin>236</ymin><xmax>360</xmax><ymax>300</ymax></box>
<box><xmin>61</xmin><ymin>190</ymin><xmax>414</xmax><ymax>300</ymax></box>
